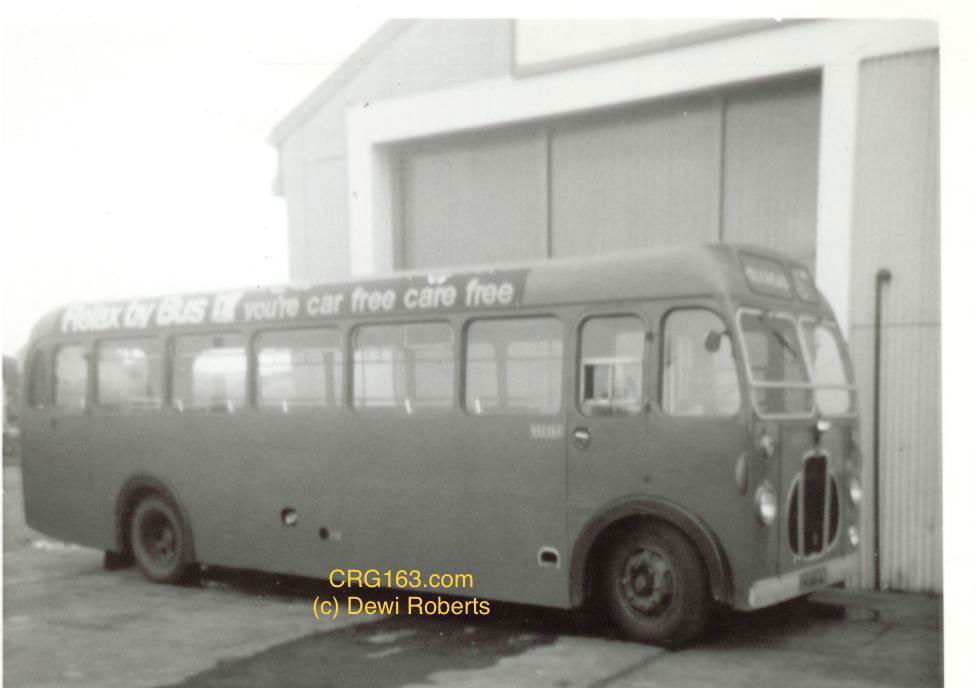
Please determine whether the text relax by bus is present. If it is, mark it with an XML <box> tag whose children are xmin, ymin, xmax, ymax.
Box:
<box><xmin>20</xmin><ymin>244</ymin><xmax>861</xmax><ymax>645</ymax></box>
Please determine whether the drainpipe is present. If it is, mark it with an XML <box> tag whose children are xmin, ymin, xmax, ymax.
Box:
<box><xmin>872</xmin><ymin>268</ymin><xmax>891</xmax><ymax>591</ymax></box>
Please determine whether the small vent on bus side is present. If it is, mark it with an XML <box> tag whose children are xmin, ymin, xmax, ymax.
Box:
<box><xmin>787</xmin><ymin>455</ymin><xmax>840</xmax><ymax>558</ymax></box>
<box><xmin>538</xmin><ymin>547</ymin><xmax>560</xmax><ymax>568</ymax></box>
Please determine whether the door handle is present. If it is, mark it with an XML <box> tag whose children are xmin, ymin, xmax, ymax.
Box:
<box><xmin>572</xmin><ymin>426</ymin><xmax>591</xmax><ymax>449</ymax></box>
<box><xmin>49</xmin><ymin>417</ymin><xmax>57</xmax><ymax>430</ymax></box>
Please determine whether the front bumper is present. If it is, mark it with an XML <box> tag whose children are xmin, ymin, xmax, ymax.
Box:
<box><xmin>747</xmin><ymin>553</ymin><xmax>858</xmax><ymax>609</ymax></box>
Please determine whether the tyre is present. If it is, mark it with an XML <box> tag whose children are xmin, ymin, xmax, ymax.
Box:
<box><xmin>603</xmin><ymin>521</ymin><xmax>712</xmax><ymax>647</ymax></box>
<box><xmin>129</xmin><ymin>493</ymin><xmax>195</xmax><ymax>584</ymax></box>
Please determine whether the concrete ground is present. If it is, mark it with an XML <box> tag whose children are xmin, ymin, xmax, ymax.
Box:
<box><xmin>3</xmin><ymin>466</ymin><xmax>942</xmax><ymax>687</ymax></box>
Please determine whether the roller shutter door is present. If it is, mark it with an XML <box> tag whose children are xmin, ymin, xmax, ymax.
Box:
<box><xmin>550</xmin><ymin>95</ymin><xmax>723</xmax><ymax>257</ymax></box>
<box><xmin>398</xmin><ymin>127</ymin><xmax>546</xmax><ymax>269</ymax></box>
<box><xmin>395</xmin><ymin>75</ymin><xmax>820</xmax><ymax>270</ymax></box>
<box><xmin>721</xmin><ymin>75</ymin><xmax>821</xmax><ymax>271</ymax></box>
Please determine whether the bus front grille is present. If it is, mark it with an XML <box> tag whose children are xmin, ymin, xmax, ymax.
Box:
<box><xmin>787</xmin><ymin>454</ymin><xmax>840</xmax><ymax>558</ymax></box>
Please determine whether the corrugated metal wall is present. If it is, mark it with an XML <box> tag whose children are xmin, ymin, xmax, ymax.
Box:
<box><xmin>849</xmin><ymin>49</ymin><xmax>941</xmax><ymax>592</ymax></box>
<box><xmin>550</xmin><ymin>95</ymin><xmax>722</xmax><ymax>256</ymax></box>
<box><xmin>398</xmin><ymin>127</ymin><xmax>547</xmax><ymax>269</ymax></box>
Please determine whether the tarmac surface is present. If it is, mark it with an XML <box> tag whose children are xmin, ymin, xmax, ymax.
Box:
<box><xmin>3</xmin><ymin>466</ymin><xmax>943</xmax><ymax>687</ymax></box>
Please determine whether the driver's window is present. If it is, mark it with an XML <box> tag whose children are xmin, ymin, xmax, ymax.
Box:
<box><xmin>661</xmin><ymin>309</ymin><xmax>740</xmax><ymax>417</ymax></box>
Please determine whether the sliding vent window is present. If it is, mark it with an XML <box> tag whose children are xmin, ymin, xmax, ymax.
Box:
<box><xmin>662</xmin><ymin>310</ymin><xmax>741</xmax><ymax>417</ymax></box>
<box><xmin>54</xmin><ymin>345</ymin><xmax>88</xmax><ymax>410</ymax></box>
<box><xmin>353</xmin><ymin>323</ymin><xmax>454</xmax><ymax>412</ymax></box>
<box><xmin>466</xmin><ymin>317</ymin><xmax>563</xmax><ymax>415</ymax></box>
<box><xmin>580</xmin><ymin>316</ymin><xmax>645</xmax><ymax>416</ymax></box>
<box><xmin>171</xmin><ymin>334</ymin><xmax>246</xmax><ymax>412</ymax></box>
<box><xmin>257</xmin><ymin>328</ymin><xmax>343</xmax><ymax>411</ymax></box>
<box><xmin>97</xmin><ymin>339</ymin><xmax>163</xmax><ymax>411</ymax></box>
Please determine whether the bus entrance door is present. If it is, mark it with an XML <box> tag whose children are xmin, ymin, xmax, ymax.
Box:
<box><xmin>567</xmin><ymin>311</ymin><xmax>651</xmax><ymax>541</ymax></box>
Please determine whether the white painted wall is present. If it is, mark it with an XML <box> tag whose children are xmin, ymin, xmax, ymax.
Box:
<box><xmin>514</xmin><ymin>18</ymin><xmax>752</xmax><ymax>69</ymax></box>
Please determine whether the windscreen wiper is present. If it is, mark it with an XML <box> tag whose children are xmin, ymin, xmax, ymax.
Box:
<box><xmin>757</xmin><ymin>313</ymin><xmax>799</xmax><ymax>361</ymax></box>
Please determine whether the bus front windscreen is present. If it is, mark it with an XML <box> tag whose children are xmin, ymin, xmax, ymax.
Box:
<box><xmin>801</xmin><ymin>320</ymin><xmax>856</xmax><ymax>415</ymax></box>
<box><xmin>738</xmin><ymin>312</ymin><xmax>814</xmax><ymax>417</ymax></box>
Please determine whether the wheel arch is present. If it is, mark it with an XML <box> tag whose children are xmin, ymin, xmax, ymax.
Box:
<box><xmin>114</xmin><ymin>474</ymin><xmax>196</xmax><ymax>561</ymax></box>
<box><xmin>569</xmin><ymin>496</ymin><xmax>733</xmax><ymax>608</ymax></box>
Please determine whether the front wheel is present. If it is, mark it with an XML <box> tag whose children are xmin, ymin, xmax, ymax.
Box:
<box><xmin>129</xmin><ymin>494</ymin><xmax>195</xmax><ymax>584</ymax></box>
<box><xmin>603</xmin><ymin>522</ymin><xmax>712</xmax><ymax>647</ymax></box>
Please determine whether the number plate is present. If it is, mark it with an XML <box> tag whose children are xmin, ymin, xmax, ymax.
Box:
<box><xmin>799</xmin><ymin>566</ymin><xmax>827</xmax><ymax>590</ymax></box>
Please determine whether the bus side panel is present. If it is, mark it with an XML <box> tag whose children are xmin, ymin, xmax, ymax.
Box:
<box><xmin>19</xmin><ymin>405</ymin><xmax>66</xmax><ymax>540</ymax></box>
<box><xmin>227</xmin><ymin>410</ymin><xmax>570</xmax><ymax>608</ymax></box>
<box><xmin>87</xmin><ymin>413</ymin><xmax>161</xmax><ymax>553</ymax></box>
<box><xmin>89</xmin><ymin>412</ymin><xmax>264</xmax><ymax>565</ymax></box>
<box><xmin>88</xmin><ymin>404</ymin><xmax>572</xmax><ymax>610</ymax></box>
<box><xmin>219</xmin><ymin>411</ymin><xmax>345</xmax><ymax>577</ymax></box>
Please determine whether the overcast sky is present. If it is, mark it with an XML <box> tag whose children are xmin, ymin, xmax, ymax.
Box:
<box><xmin>0</xmin><ymin>2</ymin><xmax>383</xmax><ymax>355</ymax></box>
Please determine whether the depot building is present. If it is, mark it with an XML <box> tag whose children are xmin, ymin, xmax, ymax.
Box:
<box><xmin>269</xmin><ymin>19</ymin><xmax>940</xmax><ymax>593</ymax></box>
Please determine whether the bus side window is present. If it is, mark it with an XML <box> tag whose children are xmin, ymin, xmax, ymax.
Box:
<box><xmin>53</xmin><ymin>345</ymin><xmax>89</xmax><ymax>411</ymax></box>
<box><xmin>661</xmin><ymin>310</ymin><xmax>740</xmax><ymax>417</ymax></box>
<box><xmin>171</xmin><ymin>334</ymin><xmax>246</xmax><ymax>413</ymax></box>
<box><xmin>465</xmin><ymin>317</ymin><xmax>563</xmax><ymax>416</ymax></box>
<box><xmin>352</xmin><ymin>323</ymin><xmax>454</xmax><ymax>412</ymax></box>
<box><xmin>579</xmin><ymin>315</ymin><xmax>645</xmax><ymax>416</ymax></box>
<box><xmin>27</xmin><ymin>349</ymin><xmax>49</xmax><ymax>407</ymax></box>
<box><xmin>97</xmin><ymin>339</ymin><xmax>163</xmax><ymax>411</ymax></box>
<box><xmin>405</xmin><ymin>323</ymin><xmax>454</xmax><ymax>411</ymax></box>
<box><xmin>256</xmin><ymin>328</ymin><xmax>344</xmax><ymax>411</ymax></box>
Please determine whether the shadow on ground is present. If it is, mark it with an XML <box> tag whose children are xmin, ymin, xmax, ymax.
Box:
<box><xmin>159</xmin><ymin>567</ymin><xmax>847</xmax><ymax>688</ymax></box>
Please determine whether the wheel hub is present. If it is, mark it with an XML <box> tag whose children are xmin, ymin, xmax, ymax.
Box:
<box><xmin>620</xmin><ymin>548</ymin><xmax>674</xmax><ymax>615</ymax></box>
<box><xmin>140</xmin><ymin>511</ymin><xmax>177</xmax><ymax>566</ymax></box>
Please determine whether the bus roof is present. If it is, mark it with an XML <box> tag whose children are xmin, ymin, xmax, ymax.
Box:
<box><xmin>28</xmin><ymin>243</ymin><xmax>827</xmax><ymax>342</ymax></box>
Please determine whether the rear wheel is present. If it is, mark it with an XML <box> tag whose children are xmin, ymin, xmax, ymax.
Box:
<box><xmin>603</xmin><ymin>521</ymin><xmax>712</xmax><ymax>646</ymax></box>
<box><xmin>129</xmin><ymin>494</ymin><xmax>195</xmax><ymax>584</ymax></box>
